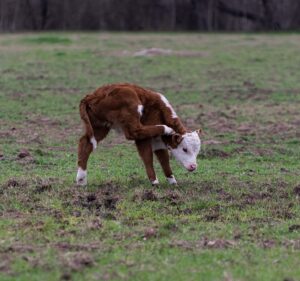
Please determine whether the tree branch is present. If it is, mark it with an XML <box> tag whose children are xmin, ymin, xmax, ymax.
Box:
<box><xmin>218</xmin><ymin>1</ymin><xmax>264</xmax><ymax>23</ymax></box>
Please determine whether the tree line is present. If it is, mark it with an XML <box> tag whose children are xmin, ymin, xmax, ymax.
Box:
<box><xmin>1</xmin><ymin>0</ymin><xmax>300</xmax><ymax>31</ymax></box>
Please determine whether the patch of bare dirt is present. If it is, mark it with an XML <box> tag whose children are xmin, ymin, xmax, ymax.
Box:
<box><xmin>16</xmin><ymin>75</ymin><xmax>46</xmax><ymax>81</ymax></box>
<box><xmin>1</xmin><ymin>177</ymin><xmax>59</xmax><ymax>193</ymax></box>
<box><xmin>241</xmin><ymin>192</ymin><xmax>272</xmax><ymax>206</ymax></box>
<box><xmin>34</xmin><ymin>177</ymin><xmax>57</xmax><ymax>193</ymax></box>
<box><xmin>288</xmin><ymin>225</ymin><xmax>300</xmax><ymax>232</ymax></box>
<box><xmin>2</xmin><ymin>244</ymin><xmax>35</xmax><ymax>253</ymax></box>
<box><xmin>53</xmin><ymin>242</ymin><xmax>101</xmax><ymax>252</ymax></box>
<box><xmin>1</xmin><ymin>178</ymin><xmax>29</xmax><ymax>189</ymax></box>
<box><xmin>0</xmin><ymin>254</ymin><xmax>12</xmax><ymax>274</ymax></box>
<box><xmin>0</xmin><ymin>210</ymin><xmax>27</xmax><ymax>219</ymax></box>
<box><xmin>293</xmin><ymin>185</ymin><xmax>300</xmax><ymax>197</ymax></box>
<box><xmin>162</xmin><ymin>190</ymin><xmax>183</xmax><ymax>206</ymax></box>
<box><xmin>283</xmin><ymin>239</ymin><xmax>300</xmax><ymax>250</ymax></box>
<box><xmin>196</xmin><ymin>103</ymin><xmax>300</xmax><ymax>143</ymax></box>
<box><xmin>143</xmin><ymin>228</ymin><xmax>157</xmax><ymax>240</ymax></box>
<box><xmin>133</xmin><ymin>48</ymin><xmax>207</xmax><ymax>57</ymax></box>
<box><xmin>133</xmin><ymin>189</ymin><xmax>183</xmax><ymax>207</ymax></box>
<box><xmin>2</xmin><ymin>114</ymin><xmax>81</xmax><ymax>147</ymax></box>
<box><xmin>17</xmin><ymin>149</ymin><xmax>31</xmax><ymax>159</ymax></box>
<box><xmin>171</xmin><ymin>237</ymin><xmax>237</xmax><ymax>250</ymax></box>
<box><xmin>216</xmin><ymin>189</ymin><xmax>234</xmax><ymax>202</ymax></box>
<box><xmin>200</xmin><ymin>148</ymin><xmax>231</xmax><ymax>159</ymax></box>
<box><xmin>204</xmin><ymin>206</ymin><xmax>222</xmax><ymax>222</ymax></box>
<box><xmin>202</xmin><ymin>140</ymin><xmax>225</xmax><ymax>145</ymax></box>
<box><xmin>35</xmin><ymin>86</ymin><xmax>83</xmax><ymax>94</ymax></box>
<box><xmin>64</xmin><ymin>183</ymin><xmax>121</xmax><ymax>215</ymax></box>
<box><xmin>250</xmin><ymin>148</ymin><xmax>274</xmax><ymax>157</ymax></box>
<box><xmin>21</xmin><ymin>254</ymin><xmax>51</xmax><ymax>270</ymax></box>
<box><xmin>98</xmin><ymin>48</ymin><xmax>208</xmax><ymax>57</ymax></box>
<box><xmin>260</xmin><ymin>239</ymin><xmax>276</xmax><ymax>249</ymax></box>
<box><xmin>205</xmin><ymin>80</ymin><xmax>274</xmax><ymax>102</ymax></box>
<box><xmin>141</xmin><ymin>189</ymin><xmax>158</xmax><ymax>201</ymax></box>
<box><xmin>272</xmin><ymin>208</ymin><xmax>294</xmax><ymax>220</ymax></box>
<box><xmin>62</xmin><ymin>252</ymin><xmax>94</xmax><ymax>271</ymax></box>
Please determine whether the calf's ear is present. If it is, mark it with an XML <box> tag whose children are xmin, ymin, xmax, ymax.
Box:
<box><xmin>172</xmin><ymin>133</ymin><xmax>183</xmax><ymax>145</ymax></box>
<box><xmin>195</xmin><ymin>128</ymin><xmax>204</xmax><ymax>135</ymax></box>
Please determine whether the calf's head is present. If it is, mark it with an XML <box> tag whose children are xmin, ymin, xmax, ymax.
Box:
<box><xmin>168</xmin><ymin>130</ymin><xmax>201</xmax><ymax>172</ymax></box>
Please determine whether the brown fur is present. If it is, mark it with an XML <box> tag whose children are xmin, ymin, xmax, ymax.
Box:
<box><xmin>77</xmin><ymin>83</ymin><xmax>188</xmax><ymax>183</ymax></box>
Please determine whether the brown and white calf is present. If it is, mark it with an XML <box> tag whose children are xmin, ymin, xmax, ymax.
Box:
<box><xmin>76</xmin><ymin>83</ymin><xmax>201</xmax><ymax>186</ymax></box>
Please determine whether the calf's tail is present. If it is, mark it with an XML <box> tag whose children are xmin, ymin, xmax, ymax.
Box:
<box><xmin>79</xmin><ymin>99</ymin><xmax>97</xmax><ymax>150</ymax></box>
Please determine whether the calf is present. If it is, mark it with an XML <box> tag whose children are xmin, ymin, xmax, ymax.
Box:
<box><xmin>76</xmin><ymin>83</ymin><xmax>201</xmax><ymax>186</ymax></box>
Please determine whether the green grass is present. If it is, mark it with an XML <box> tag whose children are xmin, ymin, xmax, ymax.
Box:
<box><xmin>0</xmin><ymin>32</ymin><xmax>300</xmax><ymax>281</ymax></box>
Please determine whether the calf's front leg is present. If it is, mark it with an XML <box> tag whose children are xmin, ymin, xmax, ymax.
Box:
<box><xmin>135</xmin><ymin>139</ymin><xmax>158</xmax><ymax>185</ymax></box>
<box><xmin>154</xmin><ymin>149</ymin><xmax>177</xmax><ymax>185</ymax></box>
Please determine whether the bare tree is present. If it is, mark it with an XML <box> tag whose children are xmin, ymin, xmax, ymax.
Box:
<box><xmin>0</xmin><ymin>0</ymin><xmax>300</xmax><ymax>31</ymax></box>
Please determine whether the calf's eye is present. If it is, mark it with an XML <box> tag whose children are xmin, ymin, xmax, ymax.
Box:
<box><xmin>183</xmin><ymin>148</ymin><xmax>188</xmax><ymax>153</ymax></box>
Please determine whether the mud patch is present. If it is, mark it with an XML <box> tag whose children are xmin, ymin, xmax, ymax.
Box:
<box><xmin>140</xmin><ymin>190</ymin><xmax>158</xmax><ymax>201</ymax></box>
<box><xmin>2</xmin><ymin>244</ymin><xmax>35</xmax><ymax>253</ymax></box>
<box><xmin>17</xmin><ymin>149</ymin><xmax>31</xmax><ymax>159</ymax></box>
<box><xmin>1</xmin><ymin>178</ymin><xmax>29</xmax><ymax>190</ymax></box>
<box><xmin>216</xmin><ymin>189</ymin><xmax>234</xmax><ymax>202</ymax></box>
<box><xmin>34</xmin><ymin>177</ymin><xmax>58</xmax><ymax>193</ymax></box>
<box><xmin>196</xmin><ymin>103</ymin><xmax>300</xmax><ymax>143</ymax></box>
<box><xmin>162</xmin><ymin>190</ymin><xmax>183</xmax><ymax>206</ymax></box>
<box><xmin>288</xmin><ymin>225</ymin><xmax>300</xmax><ymax>232</ymax></box>
<box><xmin>0</xmin><ymin>254</ymin><xmax>12</xmax><ymax>274</ymax></box>
<box><xmin>272</xmin><ymin>208</ymin><xmax>294</xmax><ymax>220</ymax></box>
<box><xmin>143</xmin><ymin>228</ymin><xmax>157</xmax><ymax>240</ymax></box>
<box><xmin>171</xmin><ymin>238</ymin><xmax>237</xmax><ymax>250</ymax></box>
<box><xmin>53</xmin><ymin>242</ymin><xmax>101</xmax><ymax>252</ymax></box>
<box><xmin>62</xmin><ymin>252</ymin><xmax>94</xmax><ymax>271</ymax></box>
<box><xmin>205</xmin><ymin>80</ymin><xmax>273</xmax><ymax>101</ymax></box>
<box><xmin>204</xmin><ymin>206</ymin><xmax>221</xmax><ymax>222</ymax></box>
<box><xmin>241</xmin><ymin>192</ymin><xmax>272</xmax><ymax>206</ymax></box>
<box><xmin>65</xmin><ymin>183</ymin><xmax>121</xmax><ymax>215</ymax></box>
<box><xmin>293</xmin><ymin>185</ymin><xmax>300</xmax><ymax>197</ymax></box>
<box><xmin>200</xmin><ymin>148</ymin><xmax>231</xmax><ymax>159</ymax></box>
<box><xmin>260</xmin><ymin>240</ymin><xmax>276</xmax><ymax>249</ymax></box>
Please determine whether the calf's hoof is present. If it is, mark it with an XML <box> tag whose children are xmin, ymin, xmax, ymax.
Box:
<box><xmin>76</xmin><ymin>168</ymin><xmax>87</xmax><ymax>186</ymax></box>
<box><xmin>161</xmin><ymin>125</ymin><xmax>174</xmax><ymax>135</ymax></box>
<box><xmin>167</xmin><ymin>175</ymin><xmax>177</xmax><ymax>185</ymax></box>
<box><xmin>151</xmin><ymin>178</ymin><xmax>159</xmax><ymax>186</ymax></box>
<box><xmin>76</xmin><ymin>177</ymin><xmax>87</xmax><ymax>186</ymax></box>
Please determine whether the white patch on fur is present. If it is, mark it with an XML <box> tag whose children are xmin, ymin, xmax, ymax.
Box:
<box><xmin>158</xmin><ymin>125</ymin><xmax>174</xmax><ymax>135</ymax></box>
<box><xmin>137</xmin><ymin>105</ymin><xmax>144</xmax><ymax>116</ymax></box>
<box><xmin>151</xmin><ymin>178</ymin><xmax>159</xmax><ymax>185</ymax></box>
<box><xmin>90</xmin><ymin>136</ymin><xmax>97</xmax><ymax>150</ymax></box>
<box><xmin>169</xmin><ymin>131</ymin><xmax>201</xmax><ymax>171</ymax></box>
<box><xmin>151</xmin><ymin>137</ymin><xmax>167</xmax><ymax>151</ymax></box>
<box><xmin>76</xmin><ymin>167</ymin><xmax>87</xmax><ymax>186</ymax></box>
<box><xmin>158</xmin><ymin>93</ymin><xmax>178</xmax><ymax>119</ymax></box>
<box><xmin>167</xmin><ymin>175</ymin><xmax>177</xmax><ymax>185</ymax></box>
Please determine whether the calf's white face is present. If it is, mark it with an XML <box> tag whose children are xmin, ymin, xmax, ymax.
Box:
<box><xmin>169</xmin><ymin>131</ymin><xmax>201</xmax><ymax>172</ymax></box>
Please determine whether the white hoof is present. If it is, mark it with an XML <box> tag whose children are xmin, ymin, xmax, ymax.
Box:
<box><xmin>167</xmin><ymin>175</ymin><xmax>177</xmax><ymax>185</ymax></box>
<box><xmin>161</xmin><ymin>125</ymin><xmax>174</xmax><ymax>135</ymax></box>
<box><xmin>76</xmin><ymin>167</ymin><xmax>87</xmax><ymax>186</ymax></box>
<box><xmin>151</xmin><ymin>178</ymin><xmax>159</xmax><ymax>186</ymax></box>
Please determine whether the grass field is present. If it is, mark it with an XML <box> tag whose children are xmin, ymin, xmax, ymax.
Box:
<box><xmin>0</xmin><ymin>32</ymin><xmax>300</xmax><ymax>281</ymax></box>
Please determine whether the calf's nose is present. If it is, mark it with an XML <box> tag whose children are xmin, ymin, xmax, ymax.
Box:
<box><xmin>188</xmin><ymin>164</ymin><xmax>197</xmax><ymax>171</ymax></box>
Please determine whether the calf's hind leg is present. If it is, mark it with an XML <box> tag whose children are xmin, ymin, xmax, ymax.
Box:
<box><xmin>135</xmin><ymin>139</ymin><xmax>158</xmax><ymax>185</ymax></box>
<box><xmin>76</xmin><ymin>127</ymin><xmax>109</xmax><ymax>185</ymax></box>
